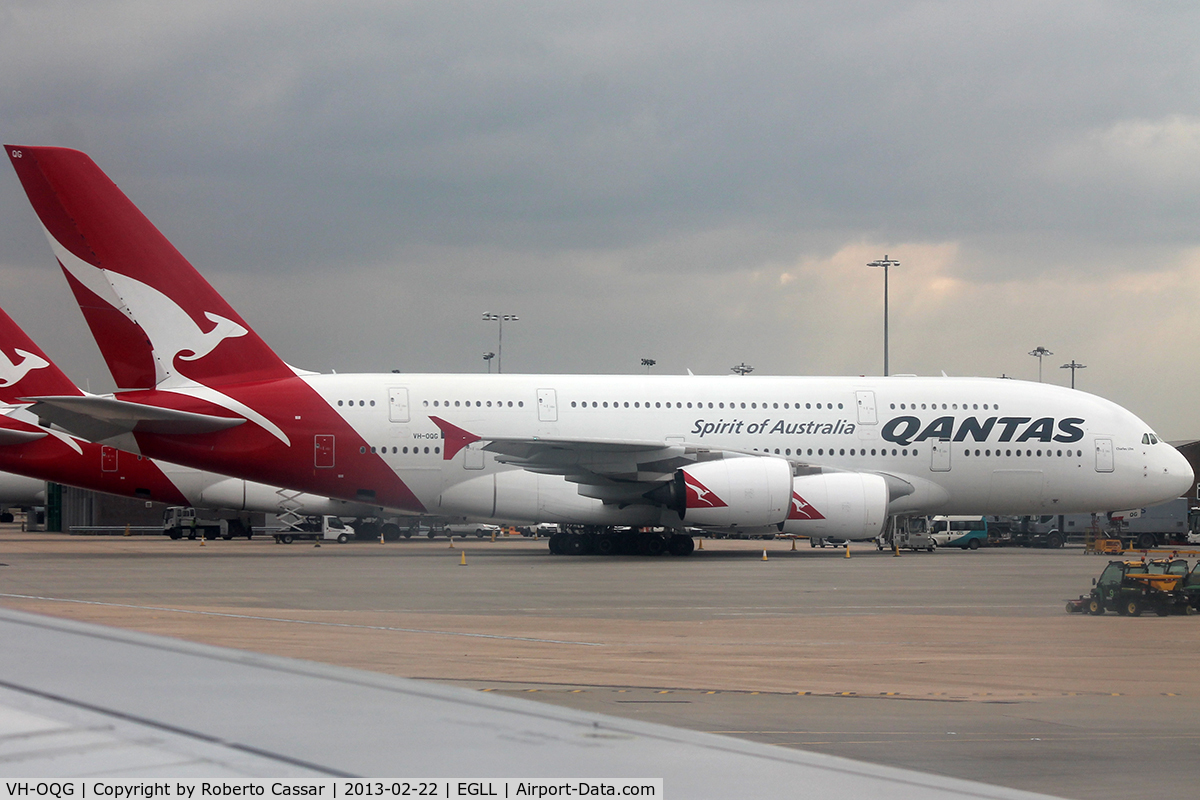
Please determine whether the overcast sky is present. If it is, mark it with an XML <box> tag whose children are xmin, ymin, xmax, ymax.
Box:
<box><xmin>3</xmin><ymin>1</ymin><xmax>1200</xmax><ymax>437</ymax></box>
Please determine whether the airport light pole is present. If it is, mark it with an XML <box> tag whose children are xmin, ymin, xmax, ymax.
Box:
<box><xmin>483</xmin><ymin>352</ymin><xmax>495</xmax><ymax>373</ymax></box>
<box><xmin>731</xmin><ymin>362</ymin><xmax>754</xmax><ymax>376</ymax></box>
<box><xmin>641</xmin><ymin>358</ymin><xmax>656</xmax><ymax>374</ymax></box>
<box><xmin>1028</xmin><ymin>346</ymin><xmax>1053</xmax><ymax>382</ymax></box>
<box><xmin>867</xmin><ymin>255</ymin><xmax>899</xmax><ymax>376</ymax></box>
<box><xmin>1060</xmin><ymin>359</ymin><xmax>1086</xmax><ymax>389</ymax></box>
<box><xmin>481</xmin><ymin>313</ymin><xmax>518</xmax><ymax>374</ymax></box>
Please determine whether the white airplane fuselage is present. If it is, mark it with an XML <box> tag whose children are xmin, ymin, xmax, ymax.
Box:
<box><xmin>264</xmin><ymin>371</ymin><xmax>1191</xmax><ymax>528</ymax></box>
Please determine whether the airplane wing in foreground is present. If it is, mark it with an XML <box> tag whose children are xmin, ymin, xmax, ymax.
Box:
<box><xmin>0</xmin><ymin>607</ymin><xmax>1057</xmax><ymax>798</ymax></box>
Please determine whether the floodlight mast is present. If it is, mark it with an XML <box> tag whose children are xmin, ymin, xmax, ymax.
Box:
<box><xmin>1028</xmin><ymin>346</ymin><xmax>1053</xmax><ymax>382</ymax></box>
<box><xmin>867</xmin><ymin>256</ymin><xmax>899</xmax><ymax>376</ymax></box>
<box><xmin>731</xmin><ymin>363</ymin><xmax>754</xmax><ymax>376</ymax></box>
<box><xmin>1060</xmin><ymin>359</ymin><xmax>1086</xmax><ymax>389</ymax></box>
<box><xmin>641</xmin><ymin>358</ymin><xmax>656</xmax><ymax>374</ymax></box>
<box><xmin>483</xmin><ymin>352</ymin><xmax>495</xmax><ymax>374</ymax></box>
<box><xmin>482</xmin><ymin>313</ymin><xmax>519</xmax><ymax>374</ymax></box>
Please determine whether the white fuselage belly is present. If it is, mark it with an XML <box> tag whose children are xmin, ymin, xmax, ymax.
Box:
<box><xmin>294</xmin><ymin>373</ymin><xmax>1190</xmax><ymax>525</ymax></box>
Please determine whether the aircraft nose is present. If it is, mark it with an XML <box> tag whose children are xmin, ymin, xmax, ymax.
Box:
<box><xmin>1162</xmin><ymin>443</ymin><xmax>1195</xmax><ymax>498</ymax></box>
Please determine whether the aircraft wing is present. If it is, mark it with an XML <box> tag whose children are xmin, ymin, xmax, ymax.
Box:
<box><xmin>429</xmin><ymin>416</ymin><xmax>839</xmax><ymax>506</ymax></box>
<box><xmin>0</xmin><ymin>607</ymin><xmax>1058</xmax><ymax>798</ymax></box>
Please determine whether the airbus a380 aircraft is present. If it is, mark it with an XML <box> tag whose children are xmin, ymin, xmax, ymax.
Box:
<box><xmin>6</xmin><ymin>145</ymin><xmax>1192</xmax><ymax>555</ymax></box>
<box><xmin>0</xmin><ymin>302</ymin><xmax>380</xmax><ymax>530</ymax></box>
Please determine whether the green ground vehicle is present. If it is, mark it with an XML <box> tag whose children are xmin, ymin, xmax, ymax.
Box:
<box><xmin>1067</xmin><ymin>560</ymin><xmax>1194</xmax><ymax>616</ymax></box>
<box><xmin>1180</xmin><ymin>562</ymin><xmax>1200</xmax><ymax>611</ymax></box>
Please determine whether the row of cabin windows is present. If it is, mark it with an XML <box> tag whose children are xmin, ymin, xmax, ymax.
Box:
<box><xmin>338</xmin><ymin>400</ymin><xmax>376</xmax><ymax>407</ymax></box>
<box><xmin>964</xmin><ymin>448</ymin><xmax>1084</xmax><ymax>458</ymax></box>
<box><xmin>891</xmin><ymin>402</ymin><xmax>999</xmax><ymax>411</ymax></box>
<box><xmin>752</xmin><ymin>447</ymin><xmax>920</xmax><ymax>457</ymax></box>
<box><xmin>360</xmin><ymin>445</ymin><xmax>441</xmax><ymax>455</ymax></box>
<box><xmin>571</xmin><ymin>400</ymin><xmax>846</xmax><ymax>410</ymax></box>
<box><xmin>424</xmin><ymin>400</ymin><xmax>523</xmax><ymax>408</ymax></box>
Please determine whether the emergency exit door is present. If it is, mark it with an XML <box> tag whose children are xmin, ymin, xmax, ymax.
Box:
<box><xmin>388</xmin><ymin>387</ymin><xmax>410</xmax><ymax>422</ymax></box>
<box><xmin>314</xmin><ymin>435</ymin><xmax>335</xmax><ymax>468</ymax></box>
<box><xmin>855</xmin><ymin>391</ymin><xmax>878</xmax><ymax>425</ymax></box>
<box><xmin>930</xmin><ymin>439</ymin><xmax>951</xmax><ymax>472</ymax></box>
<box><xmin>537</xmin><ymin>389</ymin><xmax>558</xmax><ymax>422</ymax></box>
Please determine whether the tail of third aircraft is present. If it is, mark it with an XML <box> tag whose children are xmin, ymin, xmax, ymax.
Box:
<box><xmin>0</xmin><ymin>306</ymin><xmax>83</xmax><ymax>401</ymax></box>
<box><xmin>5</xmin><ymin>145</ymin><xmax>295</xmax><ymax>391</ymax></box>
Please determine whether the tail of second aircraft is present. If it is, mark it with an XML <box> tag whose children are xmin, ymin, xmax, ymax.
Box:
<box><xmin>5</xmin><ymin>145</ymin><xmax>295</xmax><ymax>391</ymax></box>
<box><xmin>0</xmin><ymin>306</ymin><xmax>83</xmax><ymax>401</ymax></box>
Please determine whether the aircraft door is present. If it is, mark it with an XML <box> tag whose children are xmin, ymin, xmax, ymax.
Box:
<box><xmin>855</xmin><ymin>391</ymin><xmax>877</xmax><ymax>425</ymax></box>
<box><xmin>930</xmin><ymin>439</ymin><xmax>951</xmax><ymax>472</ymax></box>
<box><xmin>314</xmin><ymin>435</ymin><xmax>335</xmax><ymax>468</ymax></box>
<box><xmin>1095</xmin><ymin>438</ymin><xmax>1114</xmax><ymax>472</ymax></box>
<box><xmin>100</xmin><ymin>445</ymin><xmax>118</xmax><ymax>472</ymax></box>
<box><xmin>388</xmin><ymin>387</ymin><xmax>410</xmax><ymax>422</ymax></box>
<box><xmin>537</xmin><ymin>389</ymin><xmax>558</xmax><ymax>422</ymax></box>
<box><xmin>464</xmin><ymin>441</ymin><xmax>485</xmax><ymax>470</ymax></box>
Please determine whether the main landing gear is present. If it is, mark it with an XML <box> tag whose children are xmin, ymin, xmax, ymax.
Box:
<box><xmin>547</xmin><ymin>527</ymin><xmax>695</xmax><ymax>557</ymax></box>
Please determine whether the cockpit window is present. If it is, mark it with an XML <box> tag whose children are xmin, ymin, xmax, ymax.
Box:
<box><xmin>1142</xmin><ymin>433</ymin><xmax>1160</xmax><ymax>445</ymax></box>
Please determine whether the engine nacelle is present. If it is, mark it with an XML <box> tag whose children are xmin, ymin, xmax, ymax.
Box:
<box><xmin>779</xmin><ymin>472</ymin><xmax>889</xmax><ymax>540</ymax></box>
<box><xmin>676</xmin><ymin>457</ymin><xmax>792</xmax><ymax>528</ymax></box>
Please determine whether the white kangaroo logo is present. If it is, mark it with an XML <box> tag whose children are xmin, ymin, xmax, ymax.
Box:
<box><xmin>45</xmin><ymin>228</ymin><xmax>288</xmax><ymax>445</ymax></box>
<box><xmin>47</xmin><ymin>230</ymin><xmax>248</xmax><ymax>384</ymax></box>
<box><xmin>0</xmin><ymin>348</ymin><xmax>50</xmax><ymax>388</ymax></box>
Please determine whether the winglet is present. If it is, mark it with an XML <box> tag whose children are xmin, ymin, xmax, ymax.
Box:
<box><xmin>429</xmin><ymin>416</ymin><xmax>482</xmax><ymax>461</ymax></box>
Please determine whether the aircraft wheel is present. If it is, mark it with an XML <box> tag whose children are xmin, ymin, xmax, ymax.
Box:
<box><xmin>548</xmin><ymin>532</ymin><xmax>566</xmax><ymax>555</ymax></box>
<box><xmin>562</xmin><ymin>535</ymin><xmax>586</xmax><ymax>556</ymax></box>
<box><xmin>594</xmin><ymin>535</ymin><xmax>616</xmax><ymax>556</ymax></box>
<box><xmin>639</xmin><ymin>535</ymin><xmax>666</xmax><ymax>556</ymax></box>
<box><xmin>381</xmin><ymin>523</ymin><xmax>401</xmax><ymax>541</ymax></box>
<box><xmin>668</xmin><ymin>534</ymin><xmax>695</xmax><ymax>556</ymax></box>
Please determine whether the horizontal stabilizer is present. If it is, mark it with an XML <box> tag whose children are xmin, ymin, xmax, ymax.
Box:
<box><xmin>0</xmin><ymin>426</ymin><xmax>49</xmax><ymax>445</ymax></box>
<box><xmin>24</xmin><ymin>395</ymin><xmax>245</xmax><ymax>443</ymax></box>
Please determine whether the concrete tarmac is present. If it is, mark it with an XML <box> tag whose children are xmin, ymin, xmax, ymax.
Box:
<box><xmin>1</xmin><ymin>528</ymin><xmax>1197</xmax><ymax>799</ymax></box>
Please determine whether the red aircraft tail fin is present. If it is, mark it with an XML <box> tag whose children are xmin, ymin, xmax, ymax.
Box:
<box><xmin>0</xmin><ymin>306</ymin><xmax>83</xmax><ymax>401</ymax></box>
<box><xmin>6</xmin><ymin>145</ymin><xmax>295</xmax><ymax>390</ymax></box>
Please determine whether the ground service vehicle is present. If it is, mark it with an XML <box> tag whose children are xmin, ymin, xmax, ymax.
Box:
<box><xmin>1106</xmin><ymin>498</ymin><xmax>1193</xmax><ymax>549</ymax></box>
<box><xmin>1181</xmin><ymin>562</ymin><xmax>1200</xmax><ymax>610</ymax></box>
<box><xmin>163</xmin><ymin>506</ymin><xmax>251</xmax><ymax>540</ymax></box>
<box><xmin>273</xmin><ymin>515</ymin><xmax>356</xmax><ymax>544</ymax></box>
<box><xmin>1069</xmin><ymin>560</ymin><xmax>1194</xmax><ymax>616</ymax></box>
<box><xmin>929</xmin><ymin>516</ymin><xmax>988</xmax><ymax>549</ymax></box>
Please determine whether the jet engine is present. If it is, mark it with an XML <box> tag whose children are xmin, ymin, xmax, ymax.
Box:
<box><xmin>673</xmin><ymin>457</ymin><xmax>793</xmax><ymax>528</ymax></box>
<box><xmin>779</xmin><ymin>472</ymin><xmax>889</xmax><ymax>541</ymax></box>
